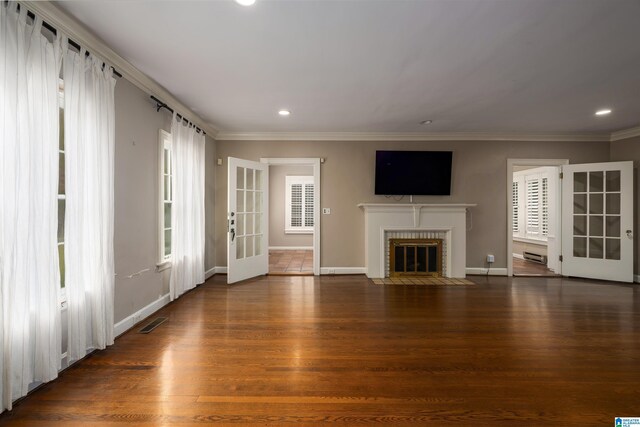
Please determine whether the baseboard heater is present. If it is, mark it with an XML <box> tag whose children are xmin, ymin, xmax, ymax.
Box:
<box><xmin>523</xmin><ymin>251</ymin><xmax>547</xmax><ymax>265</ymax></box>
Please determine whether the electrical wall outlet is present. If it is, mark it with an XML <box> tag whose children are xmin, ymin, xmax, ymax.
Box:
<box><xmin>487</xmin><ymin>254</ymin><xmax>495</xmax><ymax>263</ymax></box>
<box><xmin>322</xmin><ymin>208</ymin><xmax>331</xmax><ymax>214</ymax></box>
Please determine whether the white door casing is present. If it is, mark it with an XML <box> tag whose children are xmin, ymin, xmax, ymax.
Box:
<box><xmin>561</xmin><ymin>161</ymin><xmax>633</xmax><ymax>283</ymax></box>
<box><xmin>227</xmin><ymin>157</ymin><xmax>269</xmax><ymax>284</ymax></box>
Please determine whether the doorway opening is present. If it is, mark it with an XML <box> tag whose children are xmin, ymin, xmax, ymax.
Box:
<box><xmin>261</xmin><ymin>158</ymin><xmax>320</xmax><ymax>276</ymax></box>
<box><xmin>507</xmin><ymin>159</ymin><xmax>567</xmax><ymax>277</ymax></box>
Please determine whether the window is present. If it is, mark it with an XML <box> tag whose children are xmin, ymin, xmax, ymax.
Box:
<box><xmin>513</xmin><ymin>168</ymin><xmax>551</xmax><ymax>242</ymax></box>
<box><xmin>285</xmin><ymin>176</ymin><xmax>314</xmax><ymax>234</ymax></box>
<box><xmin>159</xmin><ymin>130</ymin><xmax>172</xmax><ymax>261</ymax></box>
<box><xmin>512</xmin><ymin>181</ymin><xmax>519</xmax><ymax>233</ymax></box>
<box><xmin>58</xmin><ymin>81</ymin><xmax>65</xmax><ymax>288</ymax></box>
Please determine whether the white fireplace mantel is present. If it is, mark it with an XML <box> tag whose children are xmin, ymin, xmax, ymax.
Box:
<box><xmin>358</xmin><ymin>203</ymin><xmax>476</xmax><ymax>278</ymax></box>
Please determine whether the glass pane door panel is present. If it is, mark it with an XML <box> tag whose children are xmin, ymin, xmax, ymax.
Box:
<box><xmin>255</xmin><ymin>191</ymin><xmax>263</xmax><ymax>212</ymax></box>
<box><xmin>237</xmin><ymin>167</ymin><xmax>245</xmax><ymax>190</ymax></box>
<box><xmin>605</xmin><ymin>216</ymin><xmax>620</xmax><ymax>237</ymax></box>
<box><xmin>574</xmin><ymin>172</ymin><xmax>587</xmax><ymax>192</ymax></box>
<box><xmin>606</xmin><ymin>193</ymin><xmax>620</xmax><ymax>214</ymax></box>
<box><xmin>255</xmin><ymin>235</ymin><xmax>262</xmax><ymax>256</ymax></box>
<box><xmin>255</xmin><ymin>213</ymin><xmax>262</xmax><ymax>234</ymax></box>
<box><xmin>589</xmin><ymin>238</ymin><xmax>603</xmax><ymax>259</ymax></box>
<box><xmin>589</xmin><ymin>215</ymin><xmax>603</xmax><ymax>236</ymax></box>
<box><xmin>606</xmin><ymin>239</ymin><xmax>621</xmax><ymax>260</ymax></box>
<box><xmin>246</xmin><ymin>191</ymin><xmax>254</xmax><ymax>212</ymax></box>
<box><xmin>574</xmin><ymin>215</ymin><xmax>587</xmax><ymax>236</ymax></box>
<box><xmin>237</xmin><ymin>190</ymin><xmax>245</xmax><ymax>213</ymax></box>
<box><xmin>246</xmin><ymin>213</ymin><xmax>254</xmax><ymax>235</ymax></box>
<box><xmin>606</xmin><ymin>170</ymin><xmax>620</xmax><ymax>191</ymax></box>
<box><xmin>236</xmin><ymin>236</ymin><xmax>245</xmax><ymax>259</ymax></box>
<box><xmin>589</xmin><ymin>194</ymin><xmax>603</xmax><ymax>214</ymax></box>
<box><xmin>589</xmin><ymin>171</ymin><xmax>603</xmax><ymax>192</ymax></box>
<box><xmin>246</xmin><ymin>169</ymin><xmax>254</xmax><ymax>190</ymax></box>
<box><xmin>574</xmin><ymin>194</ymin><xmax>587</xmax><ymax>214</ymax></box>
<box><xmin>574</xmin><ymin>237</ymin><xmax>587</xmax><ymax>257</ymax></box>
<box><xmin>246</xmin><ymin>236</ymin><xmax>254</xmax><ymax>258</ymax></box>
<box><xmin>255</xmin><ymin>170</ymin><xmax>263</xmax><ymax>190</ymax></box>
<box><xmin>236</xmin><ymin>213</ymin><xmax>245</xmax><ymax>236</ymax></box>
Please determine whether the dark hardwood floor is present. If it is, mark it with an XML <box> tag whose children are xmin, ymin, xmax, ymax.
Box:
<box><xmin>2</xmin><ymin>274</ymin><xmax>639</xmax><ymax>426</ymax></box>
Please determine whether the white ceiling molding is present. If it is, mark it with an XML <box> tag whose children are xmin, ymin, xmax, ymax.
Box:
<box><xmin>215</xmin><ymin>131</ymin><xmax>610</xmax><ymax>142</ymax></box>
<box><xmin>610</xmin><ymin>125</ymin><xmax>640</xmax><ymax>142</ymax></box>
<box><xmin>21</xmin><ymin>1</ymin><xmax>219</xmax><ymax>137</ymax></box>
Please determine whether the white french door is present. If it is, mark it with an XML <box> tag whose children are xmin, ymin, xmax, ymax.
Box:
<box><xmin>561</xmin><ymin>161</ymin><xmax>633</xmax><ymax>282</ymax></box>
<box><xmin>227</xmin><ymin>157</ymin><xmax>269</xmax><ymax>284</ymax></box>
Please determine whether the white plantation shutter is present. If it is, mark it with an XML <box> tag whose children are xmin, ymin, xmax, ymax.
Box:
<box><xmin>513</xmin><ymin>169</ymin><xmax>551</xmax><ymax>242</ymax></box>
<box><xmin>286</xmin><ymin>176</ymin><xmax>314</xmax><ymax>233</ymax></box>
<box><xmin>290</xmin><ymin>183</ymin><xmax>303</xmax><ymax>227</ymax></box>
<box><xmin>542</xmin><ymin>177</ymin><xmax>549</xmax><ymax>236</ymax></box>
<box><xmin>304</xmin><ymin>183</ymin><xmax>314</xmax><ymax>227</ymax></box>
<box><xmin>526</xmin><ymin>178</ymin><xmax>540</xmax><ymax>234</ymax></box>
<box><xmin>512</xmin><ymin>181</ymin><xmax>519</xmax><ymax>233</ymax></box>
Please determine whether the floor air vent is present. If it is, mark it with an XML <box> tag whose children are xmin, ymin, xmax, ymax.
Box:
<box><xmin>138</xmin><ymin>317</ymin><xmax>168</xmax><ymax>334</ymax></box>
<box><xmin>523</xmin><ymin>251</ymin><xmax>547</xmax><ymax>265</ymax></box>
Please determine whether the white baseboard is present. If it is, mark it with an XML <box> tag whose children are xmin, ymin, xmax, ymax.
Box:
<box><xmin>114</xmin><ymin>293</ymin><xmax>170</xmax><ymax>337</ymax></box>
<box><xmin>512</xmin><ymin>253</ymin><xmax>525</xmax><ymax>260</ymax></box>
<box><xmin>268</xmin><ymin>246</ymin><xmax>313</xmax><ymax>250</ymax></box>
<box><xmin>205</xmin><ymin>267</ymin><xmax>215</xmax><ymax>279</ymax></box>
<box><xmin>320</xmin><ymin>267</ymin><xmax>366</xmax><ymax>275</ymax></box>
<box><xmin>465</xmin><ymin>267</ymin><xmax>508</xmax><ymax>276</ymax></box>
<box><xmin>215</xmin><ymin>266</ymin><xmax>228</xmax><ymax>274</ymax></box>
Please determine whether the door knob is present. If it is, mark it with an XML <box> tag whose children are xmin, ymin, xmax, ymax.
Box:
<box><xmin>627</xmin><ymin>230</ymin><xmax>633</xmax><ymax>238</ymax></box>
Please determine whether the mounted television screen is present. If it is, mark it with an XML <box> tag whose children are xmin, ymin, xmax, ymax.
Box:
<box><xmin>375</xmin><ymin>150</ymin><xmax>453</xmax><ymax>195</ymax></box>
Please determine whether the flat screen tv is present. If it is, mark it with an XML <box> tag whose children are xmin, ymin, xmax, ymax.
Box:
<box><xmin>375</xmin><ymin>150</ymin><xmax>452</xmax><ymax>195</ymax></box>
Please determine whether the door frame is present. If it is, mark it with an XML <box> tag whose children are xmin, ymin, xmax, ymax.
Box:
<box><xmin>260</xmin><ymin>157</ymin><xmax>321</xmax><ymax>276</ymax></box>
<box><xmin>507</xmin><ymin>158</ymin><xmax>568</xmax><ymax>276</ymax></box>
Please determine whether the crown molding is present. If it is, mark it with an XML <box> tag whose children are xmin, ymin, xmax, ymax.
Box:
<box><xmin>215</xmin><ymin>131</ymin><xmax>610</xmax><ymax>142</ymax></box>
<box><xmin>610</xmin><ymin>125</ymin><xmax>640</xmax><ymax>142</ymax></box>
<box><xmin>21</xmin><ymin>1</ymin><xmax>220</xmax><ymax>137</ymax></box>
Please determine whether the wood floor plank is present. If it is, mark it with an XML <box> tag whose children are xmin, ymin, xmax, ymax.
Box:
<box><xmin>1</xmin><ymin>274</ymin><xmax>639</xmax><ymax>426</ymax></box>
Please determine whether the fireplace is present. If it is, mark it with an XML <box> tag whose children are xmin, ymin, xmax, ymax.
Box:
<box><xmin>359</xmin><ymin>203</ymin><xmax>476</xmax><ymax>278</ymax></box>
<box><xmin>389</xmin><ymin>238</ymin><xmax>443</xmax><ymax>277</ymax></box>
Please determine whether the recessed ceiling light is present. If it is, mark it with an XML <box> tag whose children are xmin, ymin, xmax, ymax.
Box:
<box><xmin>278</xmin><ymin>109</ymin><xmax>291</xmax><ymax>116</ymax></box>
<box><xmin>595</xmin><ymin>109</ymin><xmax>612</xmax><ymax>116</ymax></box>
<box><xmin>420</xmin><ymin>120</ymin><xmax>433</xmax><ymax>125</ymax></box>
<box><xmin>235</xmin><ymin>0</ymin><xmax>255</xmax><ymax>6</ymax></box>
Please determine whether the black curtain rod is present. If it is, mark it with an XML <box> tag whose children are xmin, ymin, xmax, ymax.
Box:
<box><xmin>14</xmin><ymin>4</ymin><xmax>123</xmax><ymax>78</ymax></box>
<box><xmin>151</xmin><ymin>96</ymin><xmax>206</xmax><ymax>135</ymax></box>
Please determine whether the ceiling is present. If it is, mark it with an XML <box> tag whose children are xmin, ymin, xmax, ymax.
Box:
<box><xmin>56</xmin><ymin>0</ymin><xmax>640</xmax><ymax>135</ymax></box>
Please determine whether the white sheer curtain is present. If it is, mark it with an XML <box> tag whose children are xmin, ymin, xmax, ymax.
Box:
<box><xmin>0</xmin><ymin>3</ymin><xmax>62</xmax><ymax>412</ymax></box>
<box><xmin>62</xmin><ymin>40</ymin><xmax>116</xmax><ymax>363</ymax></box>
<box><xmin>170</xmin><ymin>114</ymin><xmax>205</xmax><ymax>300</ymax></box>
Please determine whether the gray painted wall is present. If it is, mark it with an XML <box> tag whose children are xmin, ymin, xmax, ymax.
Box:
<box><xmin>214</xmin><ymin>139</ymin><xmax>611</xmax><ymax>269</ymax></box>
<box><xmin>113</xmin><ymin>77</ymin><xmax>215</xmax><ymax>324</ymax></box>
<box><xmin>269</xmin><ymin>164</ymin><xmax>313</xmax><ymax>248</ymax></box>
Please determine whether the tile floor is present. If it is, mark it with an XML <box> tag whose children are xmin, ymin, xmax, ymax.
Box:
<box><xmin>269</xmin><ymin>249</ymin><xmax>313</xmax><ymax>274</ymax></box>
<box><xmin>512</xmin><ymin>256</ymin><xmax>560</xmax><ymax>277</ymax></box>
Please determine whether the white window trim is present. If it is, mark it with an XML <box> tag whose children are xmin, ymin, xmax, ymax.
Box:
<box><xmin>158</xmin><ymin>129</ymin><xmax>172</xmax><ymax>268</ymax></box>
<box><xmin>285</xmin><ymin>175</ymin><xmax>314</xmax><ymax>234</ymax></box>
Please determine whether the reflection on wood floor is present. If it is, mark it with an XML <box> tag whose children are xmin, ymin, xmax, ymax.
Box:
<box><xmin>269</xmin><ymin>249</ymin><xmax>313</xmax><ymax>274</ymax></box>
<box><xmin>2</xmin><ymin>274</ymin><xmax>639</xmax><ymax>425</ymax></box>
<box><xmin>513</xmin><ymin>256</ymin><xmax>560</xmax><ymax>277</ymax></box>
